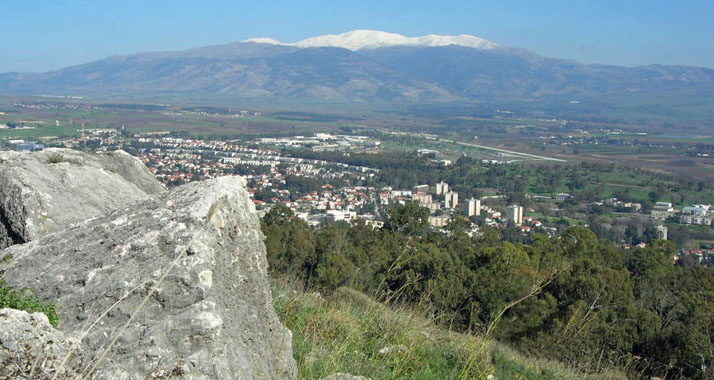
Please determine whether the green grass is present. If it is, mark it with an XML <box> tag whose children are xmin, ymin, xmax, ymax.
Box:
<box><xmin>521</xmin><ymin>164</ymin><xmax>714</xmax><ymax>205</ymax></box>
<box><xmin>1</xmin><ymin>253</ymin><xmax>60</xmax><ymax>327</ymax></box>
<box><xmin>272</xmin><ymin>280</ymin><xmax>626</xmax><ymax>380</ymax></box>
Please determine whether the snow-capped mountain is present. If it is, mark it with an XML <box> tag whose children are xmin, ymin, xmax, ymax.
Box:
<box><xmin>2</xmin><ymin>30</ymin><xmax>714</xmax><ymax>109</ymax></box>
<box><xmin>243</xmin><ymin>29</ymin><xmax>497</xmax><ymax>51</ymax></box>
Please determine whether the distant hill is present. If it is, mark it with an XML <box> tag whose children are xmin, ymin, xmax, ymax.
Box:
<box><xmin>2</xmin><ymin>30</ymin><xmax>714</xmax><ymax>106</ymax></box>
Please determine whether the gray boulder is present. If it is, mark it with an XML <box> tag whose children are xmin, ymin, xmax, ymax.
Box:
<box><xmin>0</xmin><ymin>148</ymin><xmax>165</xmax><ymax>249</ymax></box>
<box><xmin>1</xmin><ymin>176</ymin><xmax>297</xmax><ymax>379</ymax></box>
<box><xmin>0</xmin><ymin>308</ymin><xmax>84</xmax><ymax>380</ymax></box>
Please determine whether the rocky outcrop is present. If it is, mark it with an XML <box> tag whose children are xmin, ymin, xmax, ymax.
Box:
<box><xmin>1</xmin><ymin>176</ymin><xmax>297</xmax><ymax>379</ymax></box>
<box><xmin>0</xmin><ymin>148</ymin><xmax>165</xmax><ymax>249</ymax></box>
<box><xmin>0</xmin><ymin>308</ymin><xmax>84</xmax><ymax>380</ymax></box>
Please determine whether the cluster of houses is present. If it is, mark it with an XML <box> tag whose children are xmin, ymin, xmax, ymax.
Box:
<box><xmin>651</xmin><ymin>201</ymin><xmax>714</xmax><ymax>226</ymax></box>
<box><xmin>679</xmin><ymin>204</ymin><xmax>714</xmax><ymax>226</ymax></box>
<box><xmin>675</xmin><ymin>248</ymin><xmax>714</xmax><ymax>267</ymax></box>
<box><xmin>602</xmin><ymin>197</ymin><xmax>642</xmax><ymax>212</ymax></box>
<box><xmin>127</xmin><ymin>136</ymin><xmax>379</xmax><ymax>186</ymax></box>
<box><xmin>141</xmin><ymin>152</ymin><xmax>235</xmax><ymax>185</ymax></box>
<box><xmin>5</xmin><ymin>139</ymin><xmax>45</xmax><ymax>152</ymax></box>
<box><xmin>257</xmin><ymin>133</ymin><xmax>380</xmax><ymax>151</ymax></box>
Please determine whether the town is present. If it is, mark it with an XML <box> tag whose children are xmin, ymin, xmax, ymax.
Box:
<box><xmin>5</xmin><ymin>125</ymin><xmax>714</xmax><ymax>268</ymax></box>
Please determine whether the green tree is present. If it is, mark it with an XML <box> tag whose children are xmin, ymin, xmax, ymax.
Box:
<box><xmin>383</xmin><ymin>202</ymin><xmax>430</xmax><ymax>236</ymax></box>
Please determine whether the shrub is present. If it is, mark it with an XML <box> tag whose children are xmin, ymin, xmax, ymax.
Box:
<box><xmin>0</xmin><ymin>278</ymin><xmax>60</xmax><ymax>327</ymax></box>
<box><xmin>46</xmin><ymin>152</ymin><xmax>65</xmax><ymax>164</ymax></box>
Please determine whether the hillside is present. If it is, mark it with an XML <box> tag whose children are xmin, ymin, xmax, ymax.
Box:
<box><xmin>261</xmin><ymin>204</ymin><xmax>714</xmax><ymax>380</ymax></box>
<box><xmin>272</xmin><ymin>280</ymin><xmax>626</xmax><ymax>380</ymax></box>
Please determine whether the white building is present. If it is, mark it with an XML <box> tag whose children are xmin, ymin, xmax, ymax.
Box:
<box><xmin>555</xmin><ymin>193</ymin><xmax>571</xmax><ymax>201</ymax></box>
<box><xmin>467</xmin><ymin>198</ymin><xmax>481</xmax><ymax>217</ymax></box>
<box><xmin>391</xmin><ymin>190</ymin><xmax>412</xmax><ymax>198</ymax></box>
<box><xmin>444</xmin><ymin>191</ymin><xmax>458</xmax><ymax>209</ymax></box>
<box><xmin>436</xmin><ymin>181</ymin><xmax>449</xmax><ymax>195</ymax></box>
<box><xmin>653</xmin><ymin>202</ymin><xmax>674</xmax><ymax>212</ymax></box>
<box><xmin>506</xmin><ymin>204</ymin><xmax>524</xmax><ymax>224</ymax></box>
<box><xmin>325</xmin><ymin>210</ymin><xmax>357</xmax><ymax>223</ymax></box>
<box><xmin>413</xmin><ymin>193</ymin><xmax>432</xmax><ymax>206</ymax></box>
<box><xmin>429</xmin><ymin>215</ymin><xmax>450</xmax><ymax>227</ymax></box>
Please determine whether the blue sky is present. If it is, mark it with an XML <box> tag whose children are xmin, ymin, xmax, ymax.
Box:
<box><xmin>2</xmin><ymin>0</ymin><xmax>713</xmax><ymax>72</ymax></box>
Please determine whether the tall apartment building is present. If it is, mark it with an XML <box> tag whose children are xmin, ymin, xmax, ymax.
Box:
<box><xmin>445</xmin><ymin>191</ymin><xmax>458</xmax><ymax>209</ymax></box>
<box><xmin>506</xmin><ymin>204</ymin><xmax>523</xmax><ymax>224</ymax></box>
<box><xmin>435</xmin><ymin>181</ymin><xmax>449</xmax><ymax>195</ymax></box>
<box><xmin>467</xmin><ymin>198</ymin><xmax>481</xmax><ymax>217</ymax></box>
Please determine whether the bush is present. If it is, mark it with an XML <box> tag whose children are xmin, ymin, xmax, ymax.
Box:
<box><xmin>0</xmin><ymin>278</ymin><xmax>60</xmax><ymax>327</ymax></box>
<box><xmin>46</xmin><ymin>152</ymin><xmax>65</xmax><ymax>164</ymax></box>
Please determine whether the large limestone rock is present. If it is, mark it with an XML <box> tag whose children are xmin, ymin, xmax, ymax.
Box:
<box><xmin>0</xmin><ymin>148</ymin><xmax>165</xmax><ymax>249</ymax></box>
<box><xmin>1</xmin><ymin>176</ymin><xmax>297</xmax><ymax>379</ymax></box>
<box><xmin>0</xmin><ymin>308</ymin><xmax>84</xmax><ymax>380</ymax></box>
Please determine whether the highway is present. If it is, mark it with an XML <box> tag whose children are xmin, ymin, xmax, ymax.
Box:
<box><xmin>439</xmin><ymin>138</ymin><xmax>567</xmax><ymax>163</ymax></box>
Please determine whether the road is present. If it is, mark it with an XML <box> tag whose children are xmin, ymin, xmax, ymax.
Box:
<box><xmin>439</xmin><ymin>138</ymin><xmax>567</xmax><ymax>163</ymax></box>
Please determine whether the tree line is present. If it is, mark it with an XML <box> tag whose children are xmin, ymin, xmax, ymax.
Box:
<box><xmin>262</xmin><ymin>203</ymin><xmax>714</xmax><ymax>380</ymax></box>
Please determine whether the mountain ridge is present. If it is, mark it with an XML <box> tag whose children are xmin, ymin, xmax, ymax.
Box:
<box><xmin>1</xmin><ymin>30</ymin><xmax>713</xmax><ymax>106</ymax></box>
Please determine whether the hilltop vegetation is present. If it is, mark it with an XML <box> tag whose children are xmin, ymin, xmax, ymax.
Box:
<box><xmin>273</xmin><ymin>281</ymin><xmax>627</xmax><ymax>380</ymax></box>
<box><xmin>263</xmin><ymin>204</ymin><xmax>714</xmax><ymax>379</ymax></box>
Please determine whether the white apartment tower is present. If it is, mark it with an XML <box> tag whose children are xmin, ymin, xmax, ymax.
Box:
<box><xmin>445</xmin><ymin>191</ymin><xmax>458</xmax><ymax>209</ymax></box>
<box><xmin>436</xmin><ymin>181</ymin><xmax>449</xmax><ymax>195</ymax></box>
<box><xmin>506</xmin><ymin>204</ymin><xmax>523</xmax><ymax>224</ymax></box>
<box><xmin>467</xmin><ymin>198</ymin><xmax>481</xmax><ymax>217</ymax></box>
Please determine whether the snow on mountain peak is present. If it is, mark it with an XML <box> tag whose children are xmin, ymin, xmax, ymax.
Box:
<box><xmin>243</xmin><ymin>37</ymin><xmax>284</xmax><ymax>45</ymax></box>
<box><xmin>243</xmin><ymin>30</ymin><xmax>497</xmax><ymax>50</ymax></box>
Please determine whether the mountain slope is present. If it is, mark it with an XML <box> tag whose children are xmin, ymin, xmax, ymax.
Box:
<box><xmin>0</xmin><ymin>43</ymin><xmax>456</xmax><ymax>102</ymax></box>
<box><xmin>362</xmin><ymin>45</ymin><xmax>714</xmax><ymax>99</ymax></box>
<box><xmin>1</xmin><ymin>30</ymin><xmax>714</xmax><ymax>105</ymax></box>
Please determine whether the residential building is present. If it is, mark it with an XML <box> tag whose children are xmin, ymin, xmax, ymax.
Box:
<box><xmin>445</xmin><ymin>191</ymin><xmax>458</xmax><ymax>209</ymax></box>
<box><xmin>507</xmin><ymin>204</ymin><xmax>524</xmax><ymax>224</ymax></box>
<box><xmin>467</xmin><ymin>198</ymin><xmax>481</xmax><ymax>217</ymax></box>
<box><xmin>556</xmin><ymin>193</ymin><xmax>571</xmax><ymax>201</ymax></box>
<box><xmin>429</xmin><ymin>215</ymin><xmax>450</xmax><ymax>227</ymax></box>
<box><xmin>436</xmin><ymin>181</ymin><xmax>449</xmax><ymax>195</ymax></box>
<box><xmin>413</xmin><ymin>193</ymin><xmax>432</xmax><ymax>206</ymax></box>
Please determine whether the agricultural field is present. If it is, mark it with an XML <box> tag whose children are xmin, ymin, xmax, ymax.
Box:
<box><xmin>3</xmin><ymin>94</ymin><xmax>714</xmax><ymax>183</ymax></box>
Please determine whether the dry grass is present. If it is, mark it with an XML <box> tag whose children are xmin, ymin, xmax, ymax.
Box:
<box><xmin>272</xmin><ymin>279</ymin><xmax>627</xmax><ymax>380</ymax></box>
